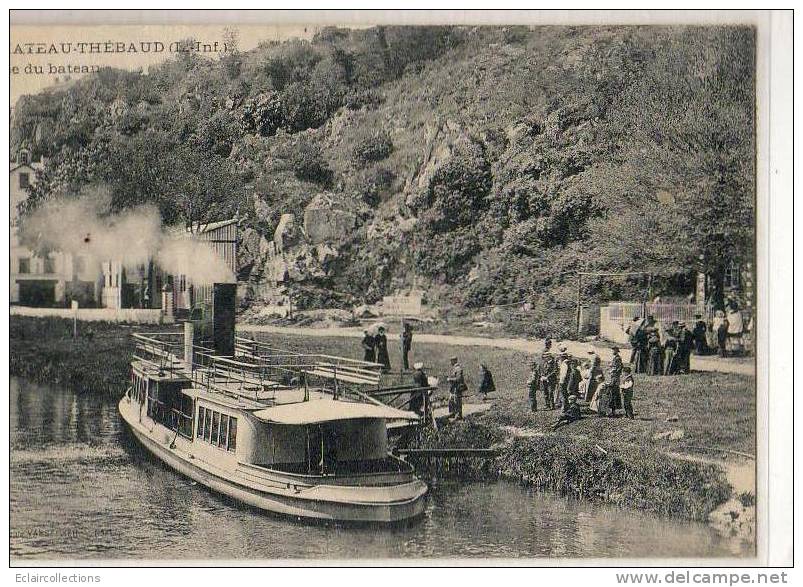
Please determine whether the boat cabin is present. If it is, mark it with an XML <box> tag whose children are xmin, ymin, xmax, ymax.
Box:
<box><xmin>130</xmin><ymin>363</ymin><xmax>416</xmax><ymax>479</ymax></box>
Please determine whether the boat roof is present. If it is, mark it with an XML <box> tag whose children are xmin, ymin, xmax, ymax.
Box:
<box><xmin>252</xmin><ymin>399</ymin><xmax>419</xmax><ymax>425</ymax></box>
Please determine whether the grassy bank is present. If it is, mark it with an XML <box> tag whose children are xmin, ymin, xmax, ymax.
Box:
<box><xmin>9</xmin><ymin>316</ymin><xmax>177</xmax><ymax>396</ymax></box>
<box><xmin>411</xmin><ymin>420</ymin><xmax>730</xmax><ymax>522</ymax></box>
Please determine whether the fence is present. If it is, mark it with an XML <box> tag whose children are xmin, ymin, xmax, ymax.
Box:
<box><xmin>600</xmin><ymin>302</ymin><xmax>713</xmax><ymax>345</ymax></box>
<box><xmin>11</xmin><ymin>305</ymin><xmax>168</xmax><ymax>324</ymax></box>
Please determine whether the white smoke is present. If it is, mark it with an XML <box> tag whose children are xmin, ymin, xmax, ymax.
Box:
<box><xmin>21</xmin><ymin>191</ymin><xmax>235</xmax><ymax>284</ymax></box>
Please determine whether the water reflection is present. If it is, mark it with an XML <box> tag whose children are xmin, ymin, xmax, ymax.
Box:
<box><xmin>10</xmin><ymin>377</ymin><xmax>752</xmax><ymax>560</ymax></box>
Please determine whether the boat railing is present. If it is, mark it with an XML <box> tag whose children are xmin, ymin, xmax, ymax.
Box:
<box><xmin>132</xmin><ymin>332</ymin><xmax>186</xmax><ymax>375</ymax></box>
<box><xmin>131</xmin><ymin>332</ymin><xmax>427</xmax><ymax>411</ymax></box>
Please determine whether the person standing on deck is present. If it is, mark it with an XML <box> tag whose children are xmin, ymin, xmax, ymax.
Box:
<box><xmin>375</xmin><ymin>327</ymin><xmax>391</xmax><ymax>373</ymax></box>
<box><xmin>538</xmin><ymin>351</ymin><xmax>557</xmax><ymax>410</ymax></box>
<box><xmin>400</xmin><ymin>322</ymin><xmax>413</xmax><ymax>371</ymax></box>
<box><xmin>410</xmin><ymin>362</ymin><xmax>428</xmax><ymax>417</ymax></box>
<box><xmin>621</xmin><ymin>365</ymin><xmax>635</xmax><ymax>419</ymax></box>
<box><xmin>361</xmin><ymin>330</ymin><xmax>376</xmax><ymax>363</ymax></box>
<box><xmin>478</xmin><ymin>364</ymin><xmax>496</xmax><ymax>402</ymax></box>
<box><xmin>608</xmin><ymin>346</ymin><xmax>623</xmax><ymax>414</ymax></box>
<box><xmin>692</xmin><ymin>314</ymin><xmax>709</xmax><ymax>355</ymax></box>
<box><xmin>447</xmin><ymin>356</ymin><xmax>467</xmax><ymax>419</ymax></box>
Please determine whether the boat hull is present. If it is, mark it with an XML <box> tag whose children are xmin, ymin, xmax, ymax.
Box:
<box><xmin>118</xmin><ymin>398</ymin><xmax>428</xmax><ymax>524</ymax></box>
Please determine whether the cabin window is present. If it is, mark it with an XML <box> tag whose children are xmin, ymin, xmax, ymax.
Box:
<box><xmin>43</xmin><ymin>256</ymin><xmax>55</xmax><ymax>274</ymax></box>
<box><xmin>227</xmin><ymin>417</ymin><xmax>237</xmax><ymax>452</ymax></box>
<box><xmin>18</xmin><ymin>257</ymin><xmax>30</xmax><ymax>274</ymax></box>
<box><xmin>219</xmin><ymin>415</ymin><xmax>229</xmax><ymax>449</ymax></box>
<box><xmin>195</xmin><ymin>407</ymin><xmax>237</xmax><ymax>452</ymax></box>
<box><xmin>19</xmin><ymin>172</ymin><xmax>30</xmax><ymax>189</ymax></box>
<box><xmin>197</xmin><ymin>406</ymin><xmax>206</xmax><ymax>438</ymax></box>
<box><xmin>211</xmin><ymin>412</ymin><xmax>220</xmax><ymax>445</ymax></box>
<box><xmin>204</xmin><ymin>409</ymin><xmax>212</xmax><ymax>442</ymax></box>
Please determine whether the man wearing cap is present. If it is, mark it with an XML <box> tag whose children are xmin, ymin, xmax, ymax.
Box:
<box><xmin>538</xmin><ymin>351</ymin><xmax>557</xmax><ymax>410</ymax></box>
<box><xmin>447</xmin><ymin>356</ymin><xmax>467</xmax><ymax>419</ymax></box>
<box><xmin>608</xmin><ymin>346</ymin><xmax>623</xmax><ymax>414</ymax></box>
<box><xmin>410</xmin><ymin>362</ymin><xmax>428</xmax><ymax>417</ymax></box>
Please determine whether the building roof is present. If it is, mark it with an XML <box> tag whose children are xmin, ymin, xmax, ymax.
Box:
<box><xmin>252</xmin><ymin>399</ymin><xmax>419</xmax><ymax>425</ymax></box>
<box><xmin>165</xmin><ymin>218</ymin><xmax>237</xmax><ymax>237</ymax></box>
<box><xmin>10</xmin><ymin>161</ymin><xmax>43</xmax><ymax>173</ymax></box>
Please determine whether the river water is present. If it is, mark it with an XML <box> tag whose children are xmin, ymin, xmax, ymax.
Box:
<box><xmin>10</xmin><ymin>377</ymin><xmax>750</xmax><ymax>561</ymax></box>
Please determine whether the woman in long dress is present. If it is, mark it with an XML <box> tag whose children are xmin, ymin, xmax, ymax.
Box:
<box><xmin>726</xmin><ymin>302</ymin><xmax>744</xmax><ymax>356</ymax></box>
<box><xmin>375</xmin><ymin>327</ymin><xmax>391</xmax><ymax>372</ymax></box>
<box><xmin>579</xmin><ymin>360</ymin><xmax>593</xmax><ymax>401</ymax></box>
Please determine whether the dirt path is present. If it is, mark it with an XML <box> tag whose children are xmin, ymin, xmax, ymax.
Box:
<box><xmin>238</xmin><ymin>324</ymin><xmax>755</xmax><ymax>376</ymax></box>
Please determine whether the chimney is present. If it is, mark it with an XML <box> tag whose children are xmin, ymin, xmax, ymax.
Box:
<box><xmin>211</xmin><ymin>283</ymin><xmax>236</xmax><ymax>356</ymax></box>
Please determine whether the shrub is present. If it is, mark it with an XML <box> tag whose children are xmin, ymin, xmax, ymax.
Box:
<box><xmin>352</xmin><ymin>131</ymin><xmax>394</xmax><ymax>165</ymax></box>
<box><xmin>287</xmin><ymin>140</ymin><xmax>334</xmax><ymax>186</ymax></box>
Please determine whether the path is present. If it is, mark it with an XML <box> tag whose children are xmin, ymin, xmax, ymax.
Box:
<box><xmin>237</xmin><ymin>324</ymin><xmax>755</xmax><ymax>376</ymax></box>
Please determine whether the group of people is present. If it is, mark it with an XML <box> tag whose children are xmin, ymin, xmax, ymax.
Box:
<box><xmin>361</xmin><ymin>322</ymin><xmax>415</xmax><ymax>373</ymax></box>
<box><xmin>406</xmin><ymin>356</ymin><xmax>496</xmax><ymax>421</ymax></box>
<box><xmin>625</xmin><ymin>315</ymin><xmax>695</xmax><ymax>376</ymax></box>
<box><xmin>527</xmin><ymin>339</ymin><xmax>636</xmax><ymax>429</ymax></box>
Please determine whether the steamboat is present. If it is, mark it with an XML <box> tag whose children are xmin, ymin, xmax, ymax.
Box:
<box><xmin>118</xmin><ymin>284</ymin><xmax>431</xmax><ymax>523</ymax></box>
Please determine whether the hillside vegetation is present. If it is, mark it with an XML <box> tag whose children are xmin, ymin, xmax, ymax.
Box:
<box><xmin>12</xmin><ymin>26</ymin><xmax>755</xmax><ymax>336</ymax></box>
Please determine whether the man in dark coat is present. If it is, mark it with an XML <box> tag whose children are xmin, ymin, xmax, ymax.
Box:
<box><xmin>527</xmin><ymin>360</ymin><xmax>539</xmax><ymax>412</ymax></box>
<box><xmin>400</xmin><ymin>322</ymin><xmax>413</xmax><ymax>371</ymax></box>
<box><xmin>608</xmin><ymin>346</ymin><xmax>623</xmax><ymax>413</ymax></box>
<box><xmin>677</xmin><ymin>322</ymin><xmax>693</xmax><ymax>373</ymax></box>
<box><xmin>447</xmin><ymin>356</ymin><xmax>467</xmax><ymax>419</ymax></box>
<box><xmin>361</xmin><ymin>330</ymin><xmax>376</xmax><ymax>363</ymax></box>
<box><xmin>538</xmin><ymin>352</ymin><xmax>557</xmax><ymax>410</ymax></box>
<box><xmin>410</xmin><ymin>362</ymin><xmax>428</xmax><ymax>417</ymax></box>
<box><xmin>692</xmin><ymin>314</ymin><xmax>709</xmax><ymax>355</ymax></box>
<box><xmin>375</xmin><ymin>327</ymin><xmax>391</xmax><ymax>372</ymax></box>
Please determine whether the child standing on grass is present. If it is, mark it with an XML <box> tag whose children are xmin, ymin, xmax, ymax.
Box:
<box><xmin>478</xmin><ymin>364</ymin><xmax>496</xmax><ymax>402</ymax></box>
<box><xmin>621</xmin><ymin>365</ymin><xmax>635</xmax><ymax>419</ymax></box>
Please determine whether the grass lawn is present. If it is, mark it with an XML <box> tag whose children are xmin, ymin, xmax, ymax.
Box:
<box><xmin>248</xmin><ymin>330</ymin><xmax>756</xmax><ymax>457</ymax></box>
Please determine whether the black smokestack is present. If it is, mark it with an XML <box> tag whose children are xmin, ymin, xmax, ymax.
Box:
<box><xmin>211</xmin><ymin>283</ymin><xmax>236</xmax><ymax>356</ymax></box>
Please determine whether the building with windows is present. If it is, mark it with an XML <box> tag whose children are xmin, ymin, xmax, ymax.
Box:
<box><xmin>11</xmin><ymin>146</ymin><xmax>237</xmax><ymax>310</ymax></box>
<box><xmin>10</xmin><ymin>148</ymin><xmax>98</xmax><ymax>306</ymax></box>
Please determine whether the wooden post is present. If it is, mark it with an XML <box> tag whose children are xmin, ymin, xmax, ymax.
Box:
<box><xmin>576</xmin><ymin>273</ymin><xmax>583</xmax><ymax>335</ymax></box>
